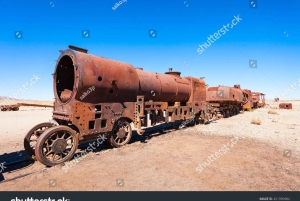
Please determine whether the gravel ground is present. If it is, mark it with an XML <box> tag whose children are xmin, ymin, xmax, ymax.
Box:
<box><xmin>197</xmin><ymin>100</ymin><xmax>300</xmax><ymax>158</ymax></box>
<box><xmin>0</xmin><ymin>101</ymin><xmax>299</xmax><ymax>191</ymax></box>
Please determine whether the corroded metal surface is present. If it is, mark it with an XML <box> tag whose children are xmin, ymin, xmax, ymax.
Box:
<box><xmin>28</xmin><ymin>45</ymin><xmax>266</xmax><ymax>166</ymax></box>
<box><xmin>136</xmin><ymin>68</ymin><xmax>191</xmax><ymax>102</ymax></box>
<box><xmin>1</xmin><ymin>103</ymin><xmax>53</xmax><ymax>111</ymax></box>
<box><xmin>51</xmin><ymin>45</ymin><xmax>207</xmax><ymax>146</ymax></box>
<box><xmin>17</xmin><ymin>103</ymin><xmax>53</xmax><ymax>108</ymax></box>
<box><xmin>206</xmin><ymin>85</ymin><xmax>244</xmax><ymax>102</ymax></box>
<box><xmin>0</xmin><ymin>104</ymin><xmax>19</xmax><ymax>111</ymax></box>
<box><xmin>252</xmin><ymin>92</ymin><xmax>265</xmax><ymax>108</ymax></box>
<box><xmin>242</xmin><ymin>89</ymin><xmax>253</xmax><ymax>110</ymax></box>
<box><xmin>279</xmin><ymin>103</ymin><xmax>292</xmax><ymax>109</ymax></box>
<box><xmin>206</xmin><ymin>85</ymin><xmax>246</xmax><ymax>118</ymax></box>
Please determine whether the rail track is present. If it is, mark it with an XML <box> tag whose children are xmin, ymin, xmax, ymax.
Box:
<box><xmin>0</xmin><ymin>120</ymin><xmax>202</xmax><ymax>184</ymax></box>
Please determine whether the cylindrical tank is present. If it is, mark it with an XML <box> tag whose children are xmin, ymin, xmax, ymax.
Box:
<box><xmin>136</xmin><ymin>68</ymin><xmax>191</xmax><ymax>102</ymax></box>
<box><xmin>54</xmin><ymin>47</ymin><xmax>191</xmax><ymax>104</ymax></box>
<box><xmin>54</xmin><ymin>49</ymin><xmax>140</xmax><ymax>103</ymax></box>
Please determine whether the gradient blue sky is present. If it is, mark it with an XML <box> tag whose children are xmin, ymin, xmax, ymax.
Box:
<box><xmin>0</xmin><ymin>0</ymin><xmax>299</xmax><ymax>101</ymax></box>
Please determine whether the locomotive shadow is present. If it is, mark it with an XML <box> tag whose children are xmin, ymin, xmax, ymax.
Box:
<box><xmin>0</xmin><ymin>122</ymin><xmax>187</xmax><ymax>178</ymax></box>
<box><xmin>0</xmin><ymin>150</ymin><xmax>34</xmax><ymax>182</ymax></box>
<box><xmin>132</xmin><ymin>120</ymin><xmax>218</xmax><ymax>142</ymax></box>
<box><xmin>0</xmin><ymin>120</ymin><xmax>214</xmax><ymax>179</ymax></box>
<box><xmin>75</xmin><ymin>121</ymin><xmax>196</xmax><ymax>157</ymax></box>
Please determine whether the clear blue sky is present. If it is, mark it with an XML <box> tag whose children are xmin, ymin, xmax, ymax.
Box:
<box><xmin>0</xmin><ymin>0</ymin><xmax>299</xmax><ymax>101</ymax></box>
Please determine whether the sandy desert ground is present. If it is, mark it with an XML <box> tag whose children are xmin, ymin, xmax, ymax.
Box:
<box><xmin>0</xmin><ymin>100</ymin><xmax>299</xmax><ymax>191</ymax></box>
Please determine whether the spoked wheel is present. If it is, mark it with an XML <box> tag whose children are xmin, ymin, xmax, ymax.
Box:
<box><xmin>35</xmin><ymin>125</ymin><xmax>78</xmax><ymax>167</ymax></box>
<box><xmin>24</xmin><ymin>122</ymin><xmax>53</xmax><ymax>156</ymax></box>
<box><xmin>109</xmin><ymin>119</ymin><xmax>132</xmax><ymax>148</ymax></box>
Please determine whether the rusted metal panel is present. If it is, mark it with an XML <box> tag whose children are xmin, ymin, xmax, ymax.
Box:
<box><xmin>252</xmin><ymin>92</ymin><xmax>260</xmax><ymax>103</ymax></box>
<box><xmin>279</xmin><ymin>103</ymin><xmax>292</xmax><ymax>109</ymax></box>
<box><xmin>51</xmin><ymin>46</ymin><xmax>202</xmax><ymax>139</ymax></box>
<box><xmin>206</xmin><ymin>85</ymin><xmax>246</xmax><ymax>118</ymax></box>
<box><xmin>71</xmin><ymin>100</ymin><xmax>135</xmax><ymax>137</ymax></box>
<box><xmin>242</xmin><ymin>89</ymin><xmax>253</xmax><ymax>110</ymax></box>
<box><xmin>56</xmin><ymin>50</ymin><xmax>140</xmax><ymax>103</ymax></box>
<box><xmin>206</xmin><ymin>85</ymin><xmax>244</xmax><ymax>102</ymax></box>
<box><xmin>252</xmin><ymin>92</ymin><xmax>265</xmax><ymax>108</ymax></box>
<box><xmin>29</xmin><ymin>45</ymin><xmax>210</xmax><ymax>166</ymax></box>
<box><xmin>185</xmin><ymin>77</ymin><xmax>206</xmax><ymax>103</ymax></box>
<box><xmin>136</xmin><ymin>68</ymin><xmax>191</xmax><ymax>102</ymax></box>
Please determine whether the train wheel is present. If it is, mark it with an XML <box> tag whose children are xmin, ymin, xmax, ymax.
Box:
<box><xmin>225</xmin><ymin>110</ymin><xmax>230</xmax><ymax>118</ymax></box>
<box><xmin>231</xmin><ymin>108</ymin><xmax>236</xmax><ymax>116</ymax></box>
<box><xmin>109</xmin><ymin>119</ymin><xmax>132</xmax><ymax>148</ymax></box>
<box><xmin>35</xmin><ymin>125</ymin><xmax>78</xmax><ymax>167</ymax></box>
<box><xmin>212</xmin><ymin>112</ymin><xmax>217</xmax><ymax>121</ymax></box>
<box><xmin>24</xmin><ymin>122</ymin><xmax>54</xmax><ymax>156</ymax></box>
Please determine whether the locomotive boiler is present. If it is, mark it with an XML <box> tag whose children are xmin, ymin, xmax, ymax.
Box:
<box><xmin>24</xmin><ymin>45</ymin><xmax>208</xmax><ymax>166</ymax></box>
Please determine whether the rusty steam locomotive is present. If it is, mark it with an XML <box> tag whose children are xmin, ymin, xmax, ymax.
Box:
<box><xmin>23</xmin><ymin>45</ymin><xmax>265</xmax><ymax>166</ymax></box>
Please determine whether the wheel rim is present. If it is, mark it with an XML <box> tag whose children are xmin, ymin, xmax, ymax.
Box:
<box><xmin>24</xmin><ymin>122</ymin><xmax>53</xmax><ymax>156</ymax></box>
<box><xmin>42</xmin><ymin>131</ymin><xmax>73</xmax><ymax>161</ymax></box>
<box><xmin>110</xmin><ymin>120</ymin><xmax>132</xmax><ymax>147</ymax></box>
<box><xmin>35</xmin><ymin>126</ymin><xmax>78</xmax><ymax>166</ymax></box>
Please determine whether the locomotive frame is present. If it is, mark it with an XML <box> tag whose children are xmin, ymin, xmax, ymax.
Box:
<box><xmin>23</xmin><ymin>45</ymin><xmax>265</xmax><ymax>167</ymax></box>
<box><xmin>24</xmin><ymin>45</ymin><xmax>208</xmax><ymax>166</ymax></box>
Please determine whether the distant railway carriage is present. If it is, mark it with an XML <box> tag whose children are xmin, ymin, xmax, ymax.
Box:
<box><xmin>252</xmin><ymin>92</ymin><xmax>266</xmax><ymax>108</ymax></box>
<box><xmin>0</xmin><ymin>104</ymin><xmax>19</xmax><ymax>111</ymax></box>
<box><xmin>206</xmin><ymin>85</ymin><xmax>247</xmax><ymax>118</ymax></box>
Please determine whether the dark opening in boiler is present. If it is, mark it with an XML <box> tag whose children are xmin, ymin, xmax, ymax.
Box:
<box><xmin>55</xmin><ymin>56</ymin><xmax>75</xmax><ymax>103</ymax></box>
